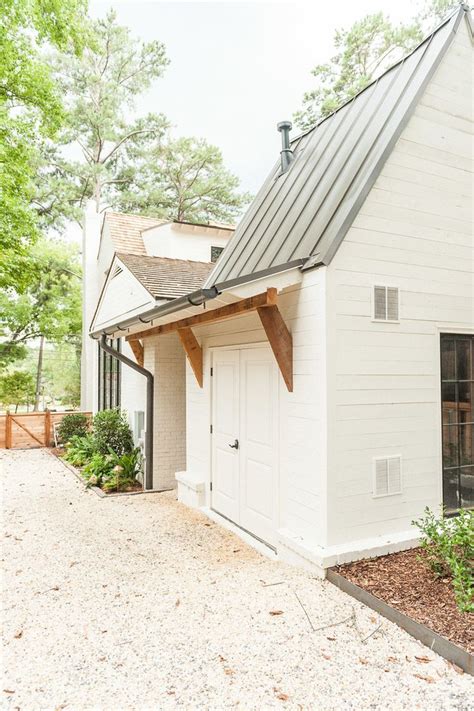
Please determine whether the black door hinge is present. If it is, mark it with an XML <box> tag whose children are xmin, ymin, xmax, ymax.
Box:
<box><xmin>210</xmin><ymin>424</ymin><xmax>213</xmax><ymax>434</ymax></box>
<box><xmin>210</xmin><ymin>481</ymin><xmax>213</xmax><ymax>491</ymax></box>
<box><xmin>210</xmin><ymin>367</ymin><xmax>213</xmax><ymax>376</ymax></box>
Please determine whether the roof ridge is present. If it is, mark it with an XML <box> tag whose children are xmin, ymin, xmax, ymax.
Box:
<box><xmin>117</xmin><ymin>252</ymin><xmax>213</xmax><ymax>266</ymax></box>
<box><xmin>292</xmin><ymin>4</ymin><xmax>468</xmax><ymax>143</ymax></box>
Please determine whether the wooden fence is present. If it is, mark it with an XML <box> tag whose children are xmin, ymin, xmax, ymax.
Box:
<box><xmin>0</xmin><ymin>411</ymin><xmax>92</xmax><ymax>449</ymax></box>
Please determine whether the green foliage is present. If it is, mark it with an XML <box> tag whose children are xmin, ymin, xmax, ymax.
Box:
<box><xmin>0</xmin><ymin>0</ymin><xmax>88</xmax><ymax>290</ymax></box>
<box><xmin>116</xmin><ymin>135</ymin><xmax>252</xmax><ymax>224</ymax></box>
<box><xmin>82</xmin><ymin>451</ymin><xmax>115</xmax><ymax>488</ymax></box>
<box><xmin>0</xmin><ymin>371</ymin><xmax>35</xmax><ymax>412</ymax></box>
<box><xmin>57</xmin><ymin>413</ymin><xmax>90</xmax><ymax>443</ymax></box>
<box><xmin>0</xmin><ymin>238</ymin><xmax>82</xmax><ymax>366</ymax></box>
<box><xmin>101</xmin><ymin>447</ymin><xmax>142</xmax><ymax>492</ymax></box>
<box><xmin>92</xmin><ymin>409</ymin><xmax>134</xmax><ymax>457</ymax></box>
<box><xmin>37</xmin><ymin>10</ymin><xmax>249</xmax><ymax>230</ymax></box>
<box><xmin>413</xmin><ymin>508</ymin><xmax>474</xmax><ymax>613</ymax></box>
<box><xmin>293</xmin><ymin>2</ymin><xmax>459</xmax><ymax>130</ymax></box>
<box><xmin>63</xmin><ymin>433</ymin><xmax>95</xmax><ymax>466</ymax></box>
<box><xmin>35</xmin><ymin>9</ymin><xmax>169</xmax><ymax>229</ymax></box>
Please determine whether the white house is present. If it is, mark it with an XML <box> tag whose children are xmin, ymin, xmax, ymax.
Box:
<box><xmin>82</xmin><ymin>209</ymin><xmax>234</xmax><ymax>479</ymax></box>
<box><xmin>88</xmin><ymin>6</ymin><xmax>473</xmax><ymax>575</ymax></box>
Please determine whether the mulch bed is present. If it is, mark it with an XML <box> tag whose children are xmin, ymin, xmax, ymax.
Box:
<box><xmin>336</xmin><ymin>548</ymin><xmax>473</xmax><ymax>653</ymax></box>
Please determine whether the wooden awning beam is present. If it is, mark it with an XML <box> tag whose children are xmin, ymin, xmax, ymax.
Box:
<box><xmin>126</xmin><ymin>288</ymin><xmax>277</xmax><ymax>342</ymax></box>
<box><xmin>178</xmin><ymin>327</ymin><xmax>203</xmax><ymax>387</ymax></box>
<box><xmin>126</xmin><ymin>286</ymin><xmax>293</xmax><ymax>392</ymax></box>
<box><xmin>128</xmin><ymin>338</ymin><xmax>144</xmax><ymax>367</ymax></box>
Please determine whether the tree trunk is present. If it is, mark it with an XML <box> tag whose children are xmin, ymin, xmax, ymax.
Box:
<box><xmin>34</xmin><ymin>334</ymin><xmax>45</xmax><ymax>411</ymax></box>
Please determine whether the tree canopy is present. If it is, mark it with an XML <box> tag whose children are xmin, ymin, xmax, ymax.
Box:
<box><xmin>293</xmin><ymin>1</ymin><xmax>459</xmax><ymax>130</ymax></box>
<box><xmin>35</xmin><ymin>10</ymin><xmax>250</xmax><ymax>230</ymax></box>
<box><xmin>0</xmin><ymin>0</ymin><xmax>88</xmax><ymax>290</ymax></box>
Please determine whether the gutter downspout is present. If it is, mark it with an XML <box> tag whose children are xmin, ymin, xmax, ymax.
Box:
<box><xmin>99</xmin><ymin>335</ymin><xmax>154</xmax><ymax>490</ymax></box>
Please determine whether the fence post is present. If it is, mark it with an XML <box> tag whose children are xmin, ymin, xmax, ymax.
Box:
<box><xmin>44</xmin><ymin>409</ymin><xmax>52</xmax><ymax>447</ymax></box>
<box><xmin>5</xmin><ymin>411</ymin><xmax>12</xmax><ymax>449</ymax></box>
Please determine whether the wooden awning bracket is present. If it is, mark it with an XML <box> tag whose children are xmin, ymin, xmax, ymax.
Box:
<box><xmin>257</xmin><ymin>304</ymin><xmax>293</xmax><ymax>392</ymax></box>
<box><xmin>178</xmin><ymin>327</ymin><xmax>203</xmax><ymax>387</ymax></box>
<box><xmin>128</xmin><ymin>339</ymin><xmax>144</xmax><ymax>367</ymax></box>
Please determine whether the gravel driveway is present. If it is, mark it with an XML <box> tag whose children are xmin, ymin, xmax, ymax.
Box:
<box><xmin>2</xmin><ymin>449</ymin><xmax>472</xmax><ymax>710</ymax></box>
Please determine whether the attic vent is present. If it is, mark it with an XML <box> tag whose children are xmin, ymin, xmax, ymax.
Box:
<box><xmin>374</xmin><ymin>286</ymin><xmax>399</xmax><ymax>321</ymax></box>
<box><xmin>374</xmin><ymin>456</ymin><xmax>402</xmax><ymax>497</ymax></box>
<box><xmin>111</xmin><ymin>265</ymin><xmax>123</xmax><ymax>279</ymax></box>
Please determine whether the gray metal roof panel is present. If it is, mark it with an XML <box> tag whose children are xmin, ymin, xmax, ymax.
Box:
<box><xmin>205</xmin><ymin>7</ymin><xmax>466</xmax><ymax>288</ymax></box>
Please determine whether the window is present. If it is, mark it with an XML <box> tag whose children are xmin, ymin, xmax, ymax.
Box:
<box><xmin>211</xmin><ymin>246</ymin><xmax>224</xmax><ymax>263</ymax></box>
<box><xmin>373</xmin><ymin>456</ymin><xmax>402</xmax><ymax>497</ymax></box>
<box><xmin>440</xmin><ymin>334</ymin><xmax>474</xmax><ymax>512</ymax></box>
<box><xmin>98</xmin><ymin>339</ymin><xmax>121</xmax><ymax>410</ymax></box>
<box><xmin>373</xmin><ymin>286</ymin><xmax>399</xmax><ymax>321</ymax></box>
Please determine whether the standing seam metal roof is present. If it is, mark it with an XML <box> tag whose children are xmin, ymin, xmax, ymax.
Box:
<box><xmin>205</xmin><ymin>7</ymin><xmax>469</xmax><ymax>288</ymax></box>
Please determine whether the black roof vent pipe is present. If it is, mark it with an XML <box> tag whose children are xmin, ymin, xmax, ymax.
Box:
<box><xmin>277</xmin><ymin>120</ymin><xmax>294</xmax><ymax>174</ymax></box>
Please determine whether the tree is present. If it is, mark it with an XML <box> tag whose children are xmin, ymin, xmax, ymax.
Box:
<box><xmin>0</xmin><ymin>238</ymin><xmax>82</xmax><ymax>409</ymax></box>
<box><xmin>115</xmin><ymin>136</ymin><xmax>252</xmax><ymax>223</ymax></box>
<box><xmin>35</xmin><ymin>11</ymin><xmax>250</xmax><ymax>230</ymax></box>
<box><xmin>34</xmin><ymin>9</ymin><xmax>170</xmax><ymax>229</ymax></box>
<box><xmin>0</xmin><ymin>371</ymin><xmax>35</xmax><ymax>413</ymax></box>
<box><xmin>293</xmin><ymin>1</ymin><xmax>459</xmax><ymax>130</ymax></box>
<box><xmin>0</xmin><ymin>0</ymin><xmax>88</xmax><ymax>290</ymax></box>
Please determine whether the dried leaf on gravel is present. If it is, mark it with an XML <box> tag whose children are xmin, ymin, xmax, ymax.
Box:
<box><xmin>414</xmin><ymin>673</ymin><xmax>436</xmax><ymax>684</ymax></box>
<box><xmin>175</xmin><ymin>598</ymin><xmax>180</xmax><ymax>607</ymax></box>
<box><xmin>269</xmin><ymin>610</ymin><xmax>284</xmax><ymax>616</ymax></box>
<box><xmin>388</xmin><ymin>656</ymin><xmax>398</xmax><ymax>663</ymax></box>
<box><xmin>447</xmin><ymin>662</ymin><xmax>464</xmax><ymax>675</ymax></box>
<box><xmin>3</xmin><ymin>690</ymin><xmax>15</xmax><ymax>694</ymax></box>
<box><xmin>273</xmin><ymin>688</ymin><xmax>289</xmax><ymax>702</ymax></box>
<box><xmin>359</xmin><ymin>658</ymin><xmax>369</xmax><ymax>665</ymax></box>
<box><xmin>13</xmin><ymin>630</ymin><xmax>23</xmax><ymax>639</ymax></box>
<box><xmin>321</xmin><ymin>652</ymin><xmax>331</xmax><ymax>660</ymax></box>
<box><xmin>415</xmin><ymin>655</ymin><xmax>432</xmax><ymax>664</ymax></box>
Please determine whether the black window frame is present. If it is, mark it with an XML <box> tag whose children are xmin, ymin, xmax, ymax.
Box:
<box><xmin>440</xmin><ymin>333</ymin><xmax>474</xmax><ymax>513</ymax></box>
<box><xmin>98</xmin><ymin>338</ymin><xmax>121</xmax><ymax>411</ymax></box>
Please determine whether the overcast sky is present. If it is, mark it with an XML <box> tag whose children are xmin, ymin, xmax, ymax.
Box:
<box><xmin>89</xmin><ymin>0</ymin><xmax>424</xmax><ymax>193</ymax></box>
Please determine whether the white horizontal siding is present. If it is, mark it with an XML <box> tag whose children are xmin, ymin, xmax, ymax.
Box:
<box><xmin>326</xmin><ymin>20</ymin><xmax>474</xmax><ymax>548</ymax></box>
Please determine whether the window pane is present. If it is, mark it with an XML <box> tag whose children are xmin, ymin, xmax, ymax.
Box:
<box><xmin>459</xmin><ymin>424</ymin><xmax>474</xmax><ymax>466</ymax></box>
<box><xmin>460</xmin><ymin>466</ymin><xmax>474</xmax><ymax>508</ymax></box>
<box><xmin>443</xmin><ymin>426</ymin><xmax>459</xmax><ymax>467</ymax></box>
<box><xmin>456</xmin><ymin>339</ymin><xmax>471</xmax><ymax>380</ymax></box>
<box><xmin>458</xmin><ymin>382</ymin><xmax>473</xmax><ymax>424</ymax></box>
<box><xmin>440</xmin><ymin>338</ymin><xmax>455</xmax><ymax>380</ymax></box>
<box><xmin>443</xmin><ymin>468</ymin><xmax>460</xmax><ymax>511</ymax></box>
<box><xmin>374</xmin><ymin>286</ymin><xmax>386</xmax><ymax>320</ymax></box>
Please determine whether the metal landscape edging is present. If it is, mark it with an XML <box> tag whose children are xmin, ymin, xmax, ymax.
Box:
<box><xmin>327</xmin><ymin>568</ymin><xmax>473</xmax><ymax>676</ymax></box>
<box><xmin>50</xmin><ymin>451</ymin><xmax>172</xmax><ymax>498</ymax></box>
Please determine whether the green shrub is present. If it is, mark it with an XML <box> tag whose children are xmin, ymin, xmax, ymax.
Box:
<box><xmin>82</xmin><ymin>452</ymin><xmax>115</xmax><ymax>488</ymax></box>
<box><xmin>93</xmin><ymin>409</ymin><xmax>134</xmax><ymax>457</ymax></box>
<box><xmin>63</xmin><ymin>434</ymin><xmax>96</xmax><ymax>467</ymax></box>
<box><xmin>57</xmin><ymin>413</ymin><xmax>90</xmax><ymax>443</ymax></box>
<box><xmin>413</xmin><ymin>507</ymin><xmax>474</xmax><ymax>613</ymax></box>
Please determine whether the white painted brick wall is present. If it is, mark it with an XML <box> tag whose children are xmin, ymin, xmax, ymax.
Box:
<box><xmin>144</xmin><ymin>333</ymin><xmax>186</xmax><ymax>489</ymax></box>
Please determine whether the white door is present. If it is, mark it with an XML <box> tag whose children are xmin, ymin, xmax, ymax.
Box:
<box><xmin>211</xmin><ymin>349</ymin><xmax>240</xmax><ymax>523</ymax></box>
<box><xmin>211</xmin><ymin>346</ymin><xmax>279</xmax><ymax>547</ymax></box>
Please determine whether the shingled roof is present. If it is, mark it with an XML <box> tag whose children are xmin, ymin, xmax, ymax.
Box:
<box><xmin>117</xmin><ymin>253</ymin><xmax>214</xmax><ymax>300</ymax></box>
<box><xmin>103</xmin><ymin>212</ymin><xmax>167</xmax><ymax>256</ymax></box>
<box><xmin>205</xmin><ymin>6</ymin><xmax>470</xmax><ymax>288</ymax></box>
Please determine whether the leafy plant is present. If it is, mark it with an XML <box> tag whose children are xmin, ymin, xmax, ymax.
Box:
<box><xmin>413</xmin><ymin>507</ymin><xmax>474</xmax><ymax>613</ymax></box>
<box><xmin>82</xmin><ymin>452</ymin><xmax>114</xmax><ymax>488</ymax></box>
<box><xmin>92</xmin><ymin>408</ymin><xmax>134</xmax><ymax>457</ymax></box>
<box><xmin>58</xmin><ymin>413</ymin><xmax>90</xmax><ymax>443</ymax></box>
<box><xmin>101</xmin><ymin>447</ymin><xmax>142</xmax><ymax>492</ymax></box>
<box><xmin>63</xmin><ymin>433</ymin><xmax>96</xmax><ymax>467</ymax></box>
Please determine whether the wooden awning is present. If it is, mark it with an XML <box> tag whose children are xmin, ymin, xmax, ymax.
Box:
<box><xmin>127</xmin><ymin>288</ymin><xmax>293</xmax><ymax>391</ymax></box>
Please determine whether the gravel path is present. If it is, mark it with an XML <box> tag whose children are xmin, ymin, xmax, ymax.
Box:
<box><xmin>2</xmin><ymin>449</ymin><xmax>472</xmax><ymax>710</ymax></box>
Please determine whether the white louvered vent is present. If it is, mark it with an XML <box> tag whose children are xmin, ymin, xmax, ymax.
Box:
<box><xmin>373</xmin><ymin>286</ymin><xmax>399</xmax><ymax>321</ymax></box>
<box><xmin>373</xmin><ymin>456</ymin><xmax>402</xmax><ymax>497</ymax></box>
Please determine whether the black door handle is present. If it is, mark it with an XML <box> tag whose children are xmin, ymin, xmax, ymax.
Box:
<box><xmin>229</xmin><ymin>439</ymin><xmax>239</xmax><ymax>450</ymax></box>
